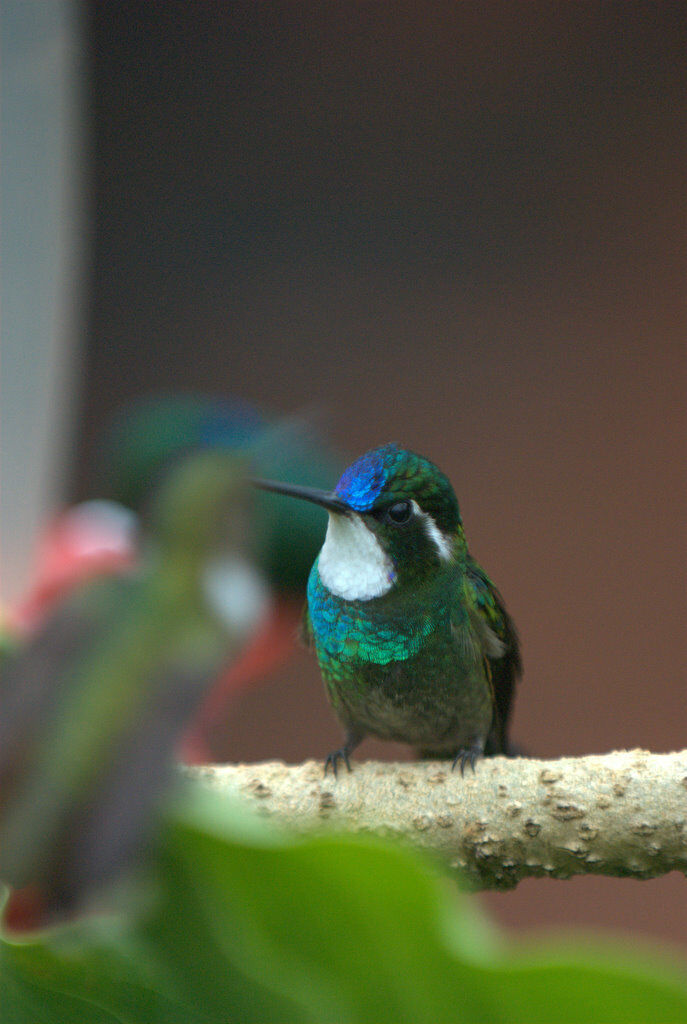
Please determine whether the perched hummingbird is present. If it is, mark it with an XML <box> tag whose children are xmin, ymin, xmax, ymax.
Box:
<box><xmin>0</xmin><ymin>451</ymin><xmax>268</xmax><ymax>928</ymax></box>
<box><xmin>255</xmin><ymin>444</ymin><xmax>521</xmax><ymax>775</ymax></box>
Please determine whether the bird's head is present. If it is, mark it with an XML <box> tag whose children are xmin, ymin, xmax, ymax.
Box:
<box><xmin>255</xmin><ymin>443</ymin><xmax>466</xmax><ymax>600</ymax></box>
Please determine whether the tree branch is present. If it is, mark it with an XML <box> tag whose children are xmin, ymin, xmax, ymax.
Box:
<box><xmin>187</xmin><ymin>750</ymin><xmax>687</xmax><ymax>889</ymax></box>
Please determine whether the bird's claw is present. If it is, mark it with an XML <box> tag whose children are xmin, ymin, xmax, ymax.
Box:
<box><xmin>452</xmin><ymin>741</ymin><xmax>484</xmax><ymax>776</ymax></box>
<box><xmin>324</xmin><ymin>747</ymin><xmax>352</xmax><ymax>778</ymax></box>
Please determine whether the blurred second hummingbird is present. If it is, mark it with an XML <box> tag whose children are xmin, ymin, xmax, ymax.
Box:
<box><xmin>0</xmin><ymin>451</ymin><xmax>268</xmax><ymax>928</ymax></box>
<box><xmin>256</xmin><ymin>444</ymin><xmax>521</xmax><ymax>775</ymax></box>
<box><xmin>97</xmin><ymin>394</ymin><xmax>345</xmax><ymax>762</ymax></box>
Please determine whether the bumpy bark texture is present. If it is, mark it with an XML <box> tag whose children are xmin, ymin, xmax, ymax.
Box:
<box><xmin>188</xmin><ymin>749</ymin><xmax>687</xmax><ymax>890</ymax></box>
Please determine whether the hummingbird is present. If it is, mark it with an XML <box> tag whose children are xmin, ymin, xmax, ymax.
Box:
<box><xmin>255</xmin><ymin>443</ymin><xmax>521</xmax><ymax>776</ymax></box>
<box><xmin>0</xmin><ymin>450</ymin><xmax>268</xmax><ymax>928</ymax></box>
<box><xmin>99</xmin><ymin>394</ymin><xmax>344</xmax><ymax>762</ymax></box>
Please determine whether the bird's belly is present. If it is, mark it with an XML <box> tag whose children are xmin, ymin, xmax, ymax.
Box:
<box><xmin>325</xmin><ymin>656</ymin><xmax>493</xmax><ymax>751</ymax></box>
<box><xmin>309</xmin><ymin>581</ymin><xmax>493</xmax><ymax>750</ymax></box>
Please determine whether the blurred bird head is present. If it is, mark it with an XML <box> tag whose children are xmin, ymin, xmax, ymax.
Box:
<box><xmin>101</xmin><ymin>394</ymin><xmax>345</xmax><ymax>594</ymax></box>
<box><xmin>147</xmin><ymin>449</ymin><xmax>252</xmax><ymax>559</ymax></box>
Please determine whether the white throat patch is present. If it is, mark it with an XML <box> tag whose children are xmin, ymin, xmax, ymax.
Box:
<box><xmin>318</xmin><ymin>513</ymin><xmax>395</xmax><ymax>601</ymax></box>
<box><xmin>202</xmin><ymin>556</ymin><xmax>271</xmax><ymax>635</ymax></box>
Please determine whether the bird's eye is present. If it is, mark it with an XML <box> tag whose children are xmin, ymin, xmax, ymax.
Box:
<box><xmin>386</xmin><ymin>500</ymin><xmax>412</xmax><ymax>525</ymax></box>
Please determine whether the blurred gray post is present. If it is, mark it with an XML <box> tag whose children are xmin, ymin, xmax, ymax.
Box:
<box><xmin>1</xmin><ymin>0</ymin><xmax>84</xmax><ymax>604</ymax></box>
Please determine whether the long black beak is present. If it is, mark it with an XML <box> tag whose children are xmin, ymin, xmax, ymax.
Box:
<box><xmin>252</xmin><ymin>478</ymin><xmax>351</xmax><ymax>514</ymax></box>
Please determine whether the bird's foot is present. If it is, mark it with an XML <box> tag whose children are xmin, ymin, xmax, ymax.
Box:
<box><xmin>452</xmin><ymin>738</ymin><xmax>485</xmax><ymax>776</ymax></box>
<box><xmin>324</xmin><ymin>728</ymin><xmax>364</xmax><ymax>778</ymax></box>
<box><xmin>324</xmin><ymin>746</ymin><xmax>352</xmax><ymax>778</ymax></box>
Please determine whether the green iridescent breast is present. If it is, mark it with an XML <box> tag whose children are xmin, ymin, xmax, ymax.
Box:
<box><xmin>307</xmin><ymin>559</ymin><xmax>448</xmax><ymax>668</ymax></box>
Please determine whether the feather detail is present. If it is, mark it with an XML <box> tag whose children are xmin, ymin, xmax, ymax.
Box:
<box><xmin>465</xmin><ymin>555</ymin><xmax>522</xmax><ymax>754</ymax></box>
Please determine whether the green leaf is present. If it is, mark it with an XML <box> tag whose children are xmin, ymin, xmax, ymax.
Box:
<box><xmin>2</xmin><ymin>920</ymin><xmax>214</xmax><ymax>1024</ymax></box>
<box><xmin>2</xmin><ymin>789</ymin><xmax>686</xmax><ymax>1024</ymax></box>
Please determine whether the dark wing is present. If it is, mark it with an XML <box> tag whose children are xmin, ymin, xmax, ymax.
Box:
<box><xmin>43</xmin><ymin>658</ymin><xmax>216</xmax><ymax>921</ymax></box>
<box><xmin>0</xmin><ymin>582</ymin><xmax>224</xmax><ymax>924</ymax></box>
<box><xmin>298</xmin><ymin>603</ymin><xmax>314</xmax><ymax>649</ymax></box>
<box><xmin>0</xmin><ymin>577</ymin><xmax>131</xmax><ymax>796</ymax></box>
<box><xmin>466</xmin><ymin>556</ymin><xmax>522</xmax><ymax>755</ymax></box>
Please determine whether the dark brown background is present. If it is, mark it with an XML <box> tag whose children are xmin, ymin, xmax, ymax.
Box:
<box><xmin>79</xmin><ymin>3</ymin><xmax>686</xmax><ymax>949</ymax></box>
